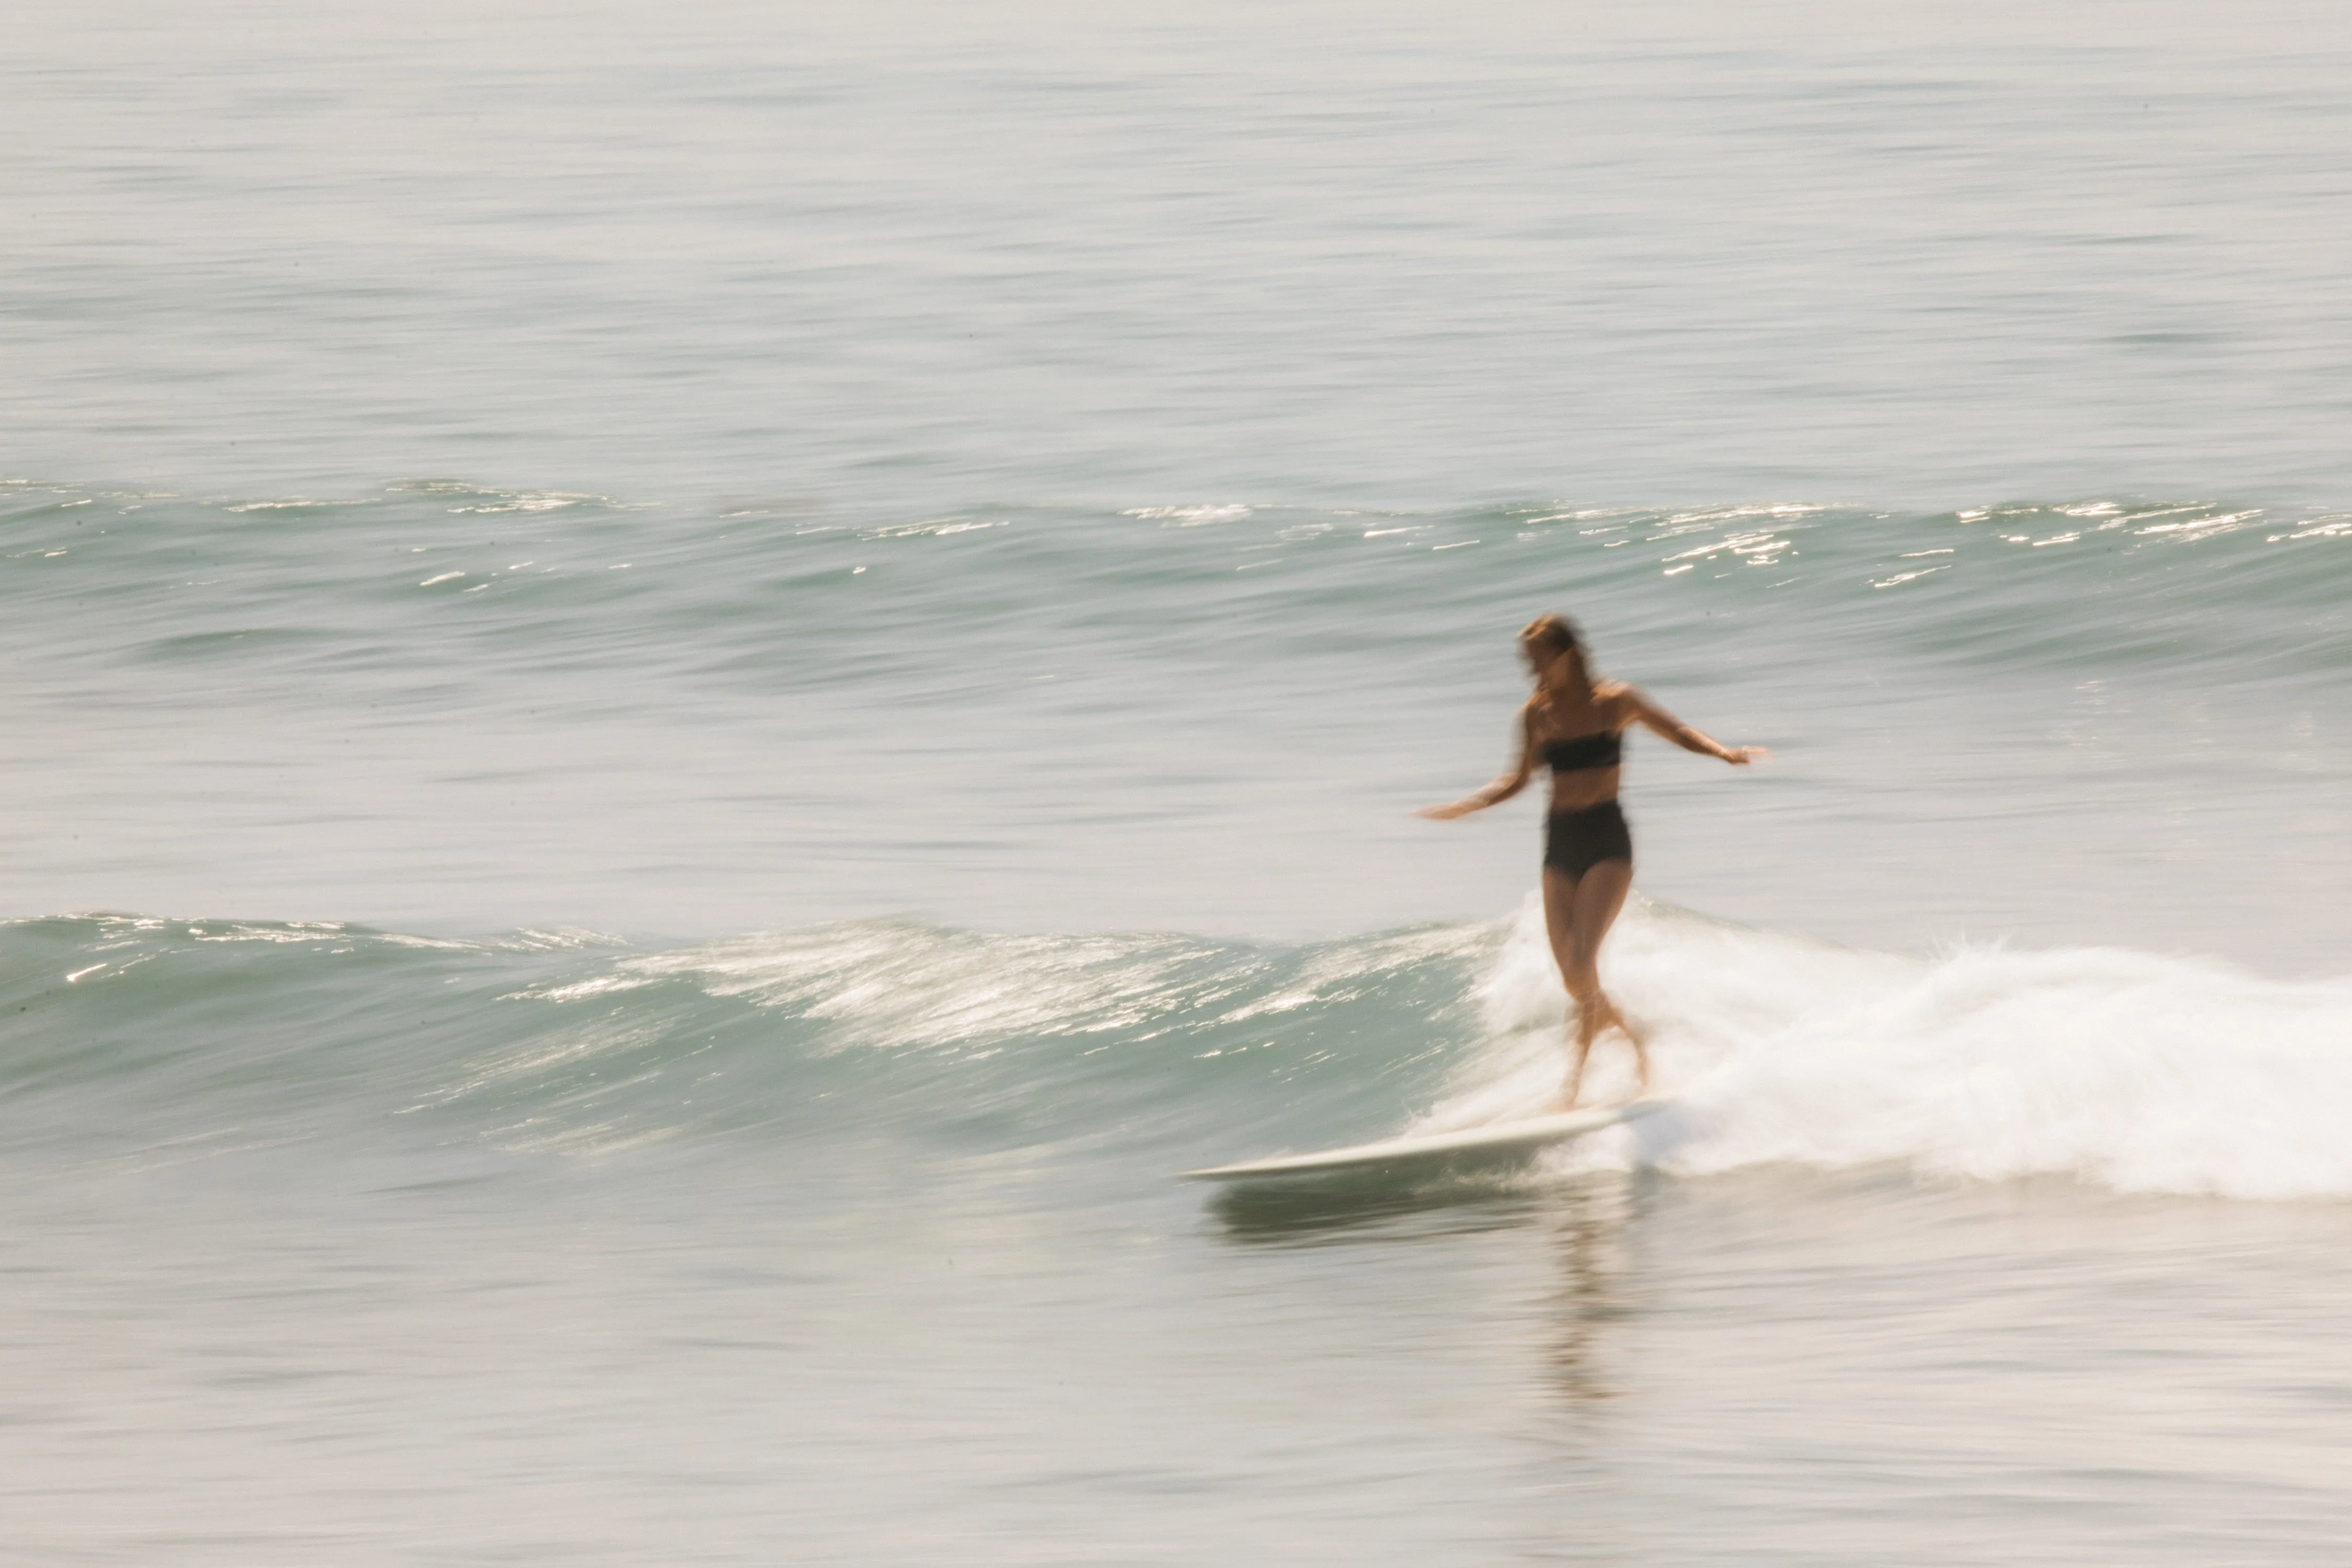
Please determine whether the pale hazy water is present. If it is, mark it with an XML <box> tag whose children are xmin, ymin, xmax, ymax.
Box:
<box><xmin>6</xmin><ymin>2</ymin><xmax>2352</xmax><ymax>1562</ymax></box>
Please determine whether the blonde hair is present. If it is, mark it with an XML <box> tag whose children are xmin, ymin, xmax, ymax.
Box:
<box><xmin>1518</xmin><ymin>614</ymin><xmax>1594</xmax><ymax>701</ymax></box>
<box><xmin>1518</xmin><ymin>613</ymin><xmax>1582</xmax><ymax>661</ymax></box>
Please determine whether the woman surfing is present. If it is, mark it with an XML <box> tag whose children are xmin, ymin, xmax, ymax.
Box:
<box><xmin>1419</xmin><ymin>615</ymin><xmax>1766</xmax><ymax>1109</ymax></box>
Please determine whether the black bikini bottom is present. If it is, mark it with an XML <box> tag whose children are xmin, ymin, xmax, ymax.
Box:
<box><xmin>1543</xmin><ymin>801</ymin><xmax>1633</xmax><ymax>878</ymax></box>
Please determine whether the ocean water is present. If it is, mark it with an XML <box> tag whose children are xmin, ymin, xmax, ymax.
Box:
<box><xmin>7</xmin><ymin>1</ymin><xmax>2352</xmax><ymax>1562</ymax></box>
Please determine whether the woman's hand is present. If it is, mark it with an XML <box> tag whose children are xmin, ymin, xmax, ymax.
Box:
<box><xmin>1722</xmin><ymin>745</ymin><xmax>1770</xmax><ymax>766</ymax></box>
<box><xmin>1422</xmin><ymin>712</ymin><xmax>1537</xmax><ymax>821</ymax></box>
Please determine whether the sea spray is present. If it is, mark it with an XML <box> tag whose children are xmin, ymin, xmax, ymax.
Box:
<box><xmin>1438</xmin><ymin>896</ymin><xmax>2352</xmax><ymax>1200</ymax></box>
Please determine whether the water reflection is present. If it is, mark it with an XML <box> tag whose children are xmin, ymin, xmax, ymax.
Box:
<box><xmin>1207</xmin><ymin>1167</ymin><xmax>1544</xmax><ymax>1246</ymax></box>
<box><xmin>1541</xmin><ymin>1179</ymin><xmax>1641</xmax><ymax>1406</ymax></box>
<box><xmin>1204</xmin><ymin>1165</ymin><xmax>1647</xmax><ymax>1410</ymax></box>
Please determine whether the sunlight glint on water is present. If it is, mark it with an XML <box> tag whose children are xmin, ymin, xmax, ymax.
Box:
<box><xmin>6</xmin><ymin>2</ymin><xmax>2352</xmax><ymax>1561</ymax></box>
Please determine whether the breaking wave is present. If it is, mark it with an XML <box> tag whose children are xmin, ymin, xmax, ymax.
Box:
<box><xmin>5</xmin><ymin>902</ymin><xmax>2349</xmax><ymax>1201</ymax></box>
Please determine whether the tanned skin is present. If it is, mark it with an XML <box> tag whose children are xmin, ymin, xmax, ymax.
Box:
<box><xmin>1419</xmin><ymin>635</ymin><xmax>1765</xmax><ymax>1109</ymax></box>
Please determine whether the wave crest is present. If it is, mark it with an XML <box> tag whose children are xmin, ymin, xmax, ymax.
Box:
<box><xmin>9</xmin><ymin>906</ymin><xmax>2349</xmax><ymax>1199</ymax></box>
<box><xmin>1432</xmin><ymin>897</ymin><xmax>2352</xmax><ymax>1201</ymax></box>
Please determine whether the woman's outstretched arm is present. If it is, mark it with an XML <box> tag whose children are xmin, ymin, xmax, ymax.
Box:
<box><xmin>1417</xmin><ymin>706</ymin><xmax>1539</xmax><ymax>819</ymax></box>
<box><xmin>1621</xmin><ymin>687</ymin><xmax>1768</xmax><ymax>765</ymax></box>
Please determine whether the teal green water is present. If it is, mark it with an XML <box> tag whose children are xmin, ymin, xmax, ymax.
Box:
<box><xmin>7</xmin><ymin>483</ymin><xmax>2347</xmax><ymax>962</ymax></box>
<box><xmin>7</xmin><ymin>2</ymin><xmax>2352</xmax><ymax>1560</ymax></box>
<box><xmin>7</xmin><ymin>905</ymin><xmax>2352</xmax><ymax>1562</ymax></box>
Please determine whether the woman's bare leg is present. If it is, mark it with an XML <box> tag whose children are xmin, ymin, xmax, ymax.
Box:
<box><xmin>1540</xmin><ymin>870</ymin><xmax>1590</xmax><ymax>1105</ymax></box>
<box><xmin>1571</xmin><ymin>860</ymin><xmax>1644</xmax><ymax>1092</ymax></box>
<box><xmin>1542</xmin><ymin>860</ymin><xmax>1640</xmax><ymax>1109</ymax></box>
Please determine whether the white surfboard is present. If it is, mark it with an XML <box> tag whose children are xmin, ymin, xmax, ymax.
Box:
<box><xmin>1178</xmin><ymin>1099</ymin><xmax>1668</xmax><ymax>1182</ymax></box>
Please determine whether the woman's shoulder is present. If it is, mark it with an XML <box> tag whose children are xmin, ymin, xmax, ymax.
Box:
<box><xmin>1594</xmin><ymin>681</ymin><xmax>1643</xmax><ymax>725</ymax></box>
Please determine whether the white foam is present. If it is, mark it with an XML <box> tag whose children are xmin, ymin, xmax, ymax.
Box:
<box><xmin>1436</xmin><ymin>894</ymin><xmax>2352</xmax><ymax>1201</ymax></box>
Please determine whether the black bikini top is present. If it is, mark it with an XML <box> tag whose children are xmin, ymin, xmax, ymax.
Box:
<box><xmin>1542</xmin><ymin>730</ymin><xmax>1623</xmax><ymax>772</ymax></box>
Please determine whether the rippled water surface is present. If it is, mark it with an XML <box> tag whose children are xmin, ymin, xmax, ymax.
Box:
<box><xmin>11</xmin><ymin>1</ymin><xmax>2352</xmax><ymax>508</ymax></box>
<box><xmin>7</xmin><ymin>2</ymin><xmax>2352</xmax><ymax>1562</ymax></box>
